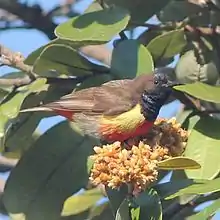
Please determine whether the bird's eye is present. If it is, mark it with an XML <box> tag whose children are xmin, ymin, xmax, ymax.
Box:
<box><xmin>154</xmin><ymin>80</ymin><xmax>159</xmax><ymax>85</ymax></box>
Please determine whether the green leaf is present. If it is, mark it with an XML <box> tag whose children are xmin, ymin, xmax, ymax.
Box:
<box><xmin>184</xmin><ymin>116</ymin><xmax>220</xmax><ymax>180</ymax></box>
<box><xmin>89</xmin><ymin>202</ymin><xmax>114</xmax><ymax>220</ymax></box>
<box><xmin>24</xmin><ymin>38</ymin><xmax>77</xmax><ymax>66</ymax></box>
<box><xmin>176</xmin><ymin>109</ymin><xmax>194</xmax><ymax>125</ymax></box>
<box><xmin>87</xmin><ymin>201</ymin><xmax>109</xmax><ymax>220</ymax></box>
<box><xmin>134</xmin><ymin>188</ymin><xmax>162</xmax><ymax>220</ymax></box>
<box><xmin>4</xmin><ymin>82</ymin><xmax>75</xmax><ymax>154</ymax></box>
<box><xmin>138</xmin><ymin>29</ymin><xmax>174</xmax><ymax>67</ymax></box>
<box><xmin>130</xmin><ymin>207</ymin><xmax>140</xmax><ymax>220</ymax></box>
<box><xmin>174</xmin><ymin>82</ymin><xmax>220</xmax><ymax>103</ymax></box>
<box><xmin>106</xmin><ymin>185</ymin><xmax>128</xmax><ymax>216</ymax></box>
<box><xmin>85</xmin><ymin>1</ymin><xmax>102</xmax><ymax>13</ymax></box>
<box><xmin>3</xmin><ymin>121</ymin><xmax>100</xmax><ymax>220</ymax></box>
<box><xmin>115</xmin><ymin>199</ymin><xmax>130</xmax><ymax>220</ymax></box>
<box><xmin>158</xmin><ymin>157</ymin><xmax>201</xmax><ymax>170</ymax></box>
<box><xmin>154</xmin><ymin>179</ymin><xmax>205</xmax><ymax>199</ymax></box>
<box><xmin>61</xmin><ymin>188</ymin><xmax>103</xmax><ymax>216</ymax></box>
<box><xmin>165</xmin><ymin>178</ymin><xmax>220</xmax><ymax>200</ymax></box>
<box><xmin>9</xmin><ymin>213</ymin><xmax>26</xmax><ymax>220</ymax></box>
<box><xmin>158</xmin><ymin>1</ymin><xmax>202</xmax><ymax>22</ymax></box>
<box><xmin>181</xmin><ymin>114</ymin><xmax>201</xmax><ymax>131</ymax></box>
<box><xmin>76</xmin><ymin>74</ymin><xmax>113</xmax><ymax>90</ymax></box>
<box><xmin>55</xmin><ymin>7</ymin><xmax>130</xmax><ymax>43</ymax></box>
<box><xmin>33</xmin><ymin>44</ymin><xmax>107</xmax><ymax>76</ymax></box>
<box><xmin>147</xmin><ymin>29</ymin><xmax>187</xmax><ymax>62</ymax></box>
<box><xmin>0</xmin><ymin>78</ymin><xmax>47</xmax><ymax>151</ymax></box>
<box><xmin>111</xmin><ymin>40</ymin><xmax>154</xmax><ymax>79</ymax></box>
<box><xmin>188</xmin><ymin>199</ymin><xmax>220</xmax><ymax>220</ymax></box>
<box><xmin>103</xmin><ymin>0</ymin><xmax>171</xmax><ymax>24</ymax></box>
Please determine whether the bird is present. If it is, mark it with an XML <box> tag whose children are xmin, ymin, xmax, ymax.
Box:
<box><xmin>20</xmin><ymin>68</ymin><xmax>180</xmax><ymax>142</ymax></box>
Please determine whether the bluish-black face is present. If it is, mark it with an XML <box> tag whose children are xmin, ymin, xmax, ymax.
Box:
<box><xmin>153</xmin><ymin>67</ymin><xmax>179</xmax><ymax>88</ymax></box>
<box><xmin>140</xmin><ymin>68</ymin><xmax>180</xmax><ymax>121</ymax></box>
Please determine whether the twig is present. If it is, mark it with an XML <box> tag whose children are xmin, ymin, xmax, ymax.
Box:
<box><xmin>0</xmin><ymin>76</ymin><xmax>32</xmax><ymax>87</ymax></box>
<box><xmin>0</xmin><ymin>44</ymin><xmax>36</xmax><ymax>79</ymax></box>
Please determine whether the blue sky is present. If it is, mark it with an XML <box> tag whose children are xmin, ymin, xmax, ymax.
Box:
<box><xmin>0</xmin><ymin>0</ymin><xmax>218</xmax><ymax>219</ymax></box>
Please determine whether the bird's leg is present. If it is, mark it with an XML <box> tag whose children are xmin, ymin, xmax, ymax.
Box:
<box><xmin>123</xmin><ymin>138</ymin><xmax>140</xmax><ymax>149</ymax></box>
<box><xmin>123</xmin><ymin>140</ymin><xmax>132</xmax><ymax>149</ymax></box>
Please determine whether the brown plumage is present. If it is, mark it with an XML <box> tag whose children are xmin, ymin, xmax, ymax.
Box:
<box><xmin>21</xmin><ymin>69</ymin><xmax>180</xmax><ymax>142</ymax></box>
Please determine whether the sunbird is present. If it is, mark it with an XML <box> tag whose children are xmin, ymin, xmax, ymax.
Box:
<box><xmin>21</xmin><ymin>68</ymin><xmax>180</xmax><ymax>142</ymax></box>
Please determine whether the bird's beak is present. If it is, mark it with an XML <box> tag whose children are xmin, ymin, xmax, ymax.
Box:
<box><xmin>154</xmin><ymin>67</ymin><xmax>183</xmax><ymax>88</ymax></box>
<box><xmin>166</xmin><ymin>80</ymin><xmax>183</xmax><ymax>88</ymax></box>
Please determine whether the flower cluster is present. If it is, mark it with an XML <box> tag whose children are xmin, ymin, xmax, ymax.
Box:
<box><xmin>90</xmin><ymin>141</ymin><xmax>159</xmax><ymax>192</ymax></box>
<box><xmin>144</xmin><ymin>117</ymin><xmax>188</xmax><ymax>157</ymax></box>
<box><xmin>89</xmin><ymin>117</ymin><xmax>189</xmax><ymax>192</ymax></box>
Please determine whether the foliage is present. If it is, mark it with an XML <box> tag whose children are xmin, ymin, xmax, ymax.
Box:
<box><xmin>1</xmin><ymin>0</ymin><xmax>220</xmax><ymax>220</ymax></box>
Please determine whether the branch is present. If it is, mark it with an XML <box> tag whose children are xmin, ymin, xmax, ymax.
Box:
<box><xmin>0</xmin><ymin>0</ymin><xmax>56</xmax><ymax>39</ymax></box>
<box><xmin>0</xmin><ymin>1</ymin><xmax>113</xmax><ymax>67</ymax></box>
<box><xmin>0</xmin><ymin>42</ymin><xmax>111</xmax><ymax>88</ymax></box>
<box><xmin>163</xmin><ymin>192</ymin><xmax>220</xmax><ymax>220</ymax></box>
<box><xmin>0</xmin><ymin>44</ymin><xmax>36</xmax><ymax>80</ymax></box>
<box><xmin>0</xmin><ymin>76</ymin><xmax>31</xmax><ymax>87</ymax></box>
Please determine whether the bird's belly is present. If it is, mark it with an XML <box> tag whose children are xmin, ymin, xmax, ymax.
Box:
<box><xmin>99</xmin><ymin>104</ymin><xmax>154</xmax><ymax>142</ymax></box>
<box><xmin>100</xmin><ymin>120</ymin><xmax>154</xmax><ymax>142</ymax></box>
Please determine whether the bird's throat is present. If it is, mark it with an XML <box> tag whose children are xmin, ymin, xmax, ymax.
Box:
<box><xmin>141</xmin><ymin>87</ymin><xmax>172</xmax><ymax>121</ymax></box>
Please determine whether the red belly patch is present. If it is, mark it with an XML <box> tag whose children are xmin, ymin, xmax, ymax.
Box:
<box><xmin>100</xmin><ymin>120</ymin><xmax>154</xmax><ymax>142</ymax></box>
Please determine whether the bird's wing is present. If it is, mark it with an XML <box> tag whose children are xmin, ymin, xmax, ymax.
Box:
<box><xmin>43</xmin><ymin>79</ymin><xmax>138</xmax><ymax>116</ymax></box>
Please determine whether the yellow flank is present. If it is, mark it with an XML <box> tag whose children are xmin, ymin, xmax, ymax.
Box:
<box><xmin>101</xmin><ymin>104</ymin><xmax>145</xmax><ymax>133</ymax></box>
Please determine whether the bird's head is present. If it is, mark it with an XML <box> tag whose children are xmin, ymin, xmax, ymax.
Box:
<box><xmin>140</xmin><ymin>67</ymin><xmax>182</xmax><ymax>121</ymax></box>
<box><xmin>153</xmin><ymin>67</ymin><xmax>181</xmax><ymax>89</ymax></box>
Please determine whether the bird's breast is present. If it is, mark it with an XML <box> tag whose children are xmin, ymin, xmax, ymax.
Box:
<box><xmin>99</xmin><ymin>104</ymin><xmax>153</xmax><ymax>141</ymax></box>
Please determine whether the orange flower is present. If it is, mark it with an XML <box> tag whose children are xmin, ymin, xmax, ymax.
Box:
<box><xmin>89</xmin><ymin>117</ymin><xmax>189</xmax><ymax>193</ymax></box>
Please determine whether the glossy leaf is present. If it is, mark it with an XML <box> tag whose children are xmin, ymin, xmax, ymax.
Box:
<box><xmin>176</xmin><ymin>109</ymin><xmax>194</xmax><ymax>125</ymax></box>
<box><xmin>103</xmin><ymin>0</ymin><xmax>171</xmax><ymax>24</ymax></box>
<box><xmin>87</xmin><ymin>201</ymin><xmax>109</xmax><ymax>220</ymax></box>
<box><xmin>158</xmin><ymin>1</ymin><xmax>202</xmax><ymax>22</ymax></box>
<box><xmin>138</xmin><ymin>29</ymin><xmax>174</xmax><ymax>66</ymax></box>
<box><xmin>181</xmin><ymin>114</ymin><xmax>201</xmax><ymax>131</ymax></box>
<box><xmin>111</xmin><ymin>40</ymin><xmax>154</xmax><ymax>79</ymax></box>
<box><xmin>61</xmin><ymin>188</ymin><xmax>103</xmax><ymax>216</ymax></box>
<box><xmin>115</xmin><ymin>199</ymin><xmax>130</xmax><ymax>220</ymax></box>
<box><xmin>130</xmin><ymin>207</ymin><xmax>140</xmax><ymax>220</ymax></box>
<box><xmin>154</xmin><ymin>179</ymin><xmax>205</xmax><ymax>199</ymax></box>
<box><xmin>33</xmin><ymin>44</ymin><xmax>107</xmax><ymax>76</ymax></box>
<box><xmin>106</xmin><ymin>185</ymin><xmax>128</xmax><ymax>216</ymax></box>
<box><xmin>24</xmin><ymin>38</ymin><xmax>77</xmax><ymax>66</ymax></box>
<box><xmin>55</xmin><ymin>7</ymin><xmax>130</xmax><ymax>43</ymax></box>
<box><xmin>147</xmin><ymin>29</ymin><xmax>186</xmax><ymax>62</ymax></box>
<box><xmin>174</xmin><ymin>82</ymin><xmax>220</xmax><ymax>103</ymax></box>
<box><xmin>3</xmin><ymin>121</ymin><xmax>100</xmax><ymax>220</ymax></box>
<box><xmin>184</xmin><ymin>116</ymin><xmax>220</xmax><ymax>179</ymax></box>
<box><xmin>157</xmin><ymin>157</ymin><xmax>201</xmax><ymax>170</ymax></box>
<box><xmin>3</xmin><ymin>82</ymin><xmax>75</xmax><ymax>154</ymax></box>
<box><xmin>188</xmin><ymin>199</ymin><xmax>220</xmax><ymax>220</ymax></box>
<box><xmin>9</xmin><ymin>213</ymin><xmax>26</xmax><ymax>220</ymax></box>
<box><xmin>0</xmin><ymin>79</ymin><xmax>47</xmax><ymax>150</ymax></box>
<box><xmin>76</xmin><ymin>74</ymin><xmax>113</xmax><ymax>90</ymax></box>
<box><xmin>90</xmin><ymin>202</ymin><xmax>114</xmax><ymax>220</ymax></box>
<box><xmin>85</xmin><ymin>1</ymin><xmax>102</xmax><ymax>13</ymax></box>
<box><xmin>134</xmin><ymin>188</ymin><xmax>162</xmax><ymax>220</ymax></box>
<box><xmin>166</xmin><ymin>178</ymin><xmax>220</xmax><ymax>200</ymax></box>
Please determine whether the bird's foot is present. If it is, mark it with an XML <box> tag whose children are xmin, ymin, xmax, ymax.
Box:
<box><xmin>123</xmin><ymin>138</ymin><xmax>140</xmax><ymax>149</ymax></box>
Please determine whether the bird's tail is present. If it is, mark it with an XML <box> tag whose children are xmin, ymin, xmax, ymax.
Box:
<box><xmin>20</xmin><ymin>106</ymin><xmax>53</xmax><ymax>113</ymax></box>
